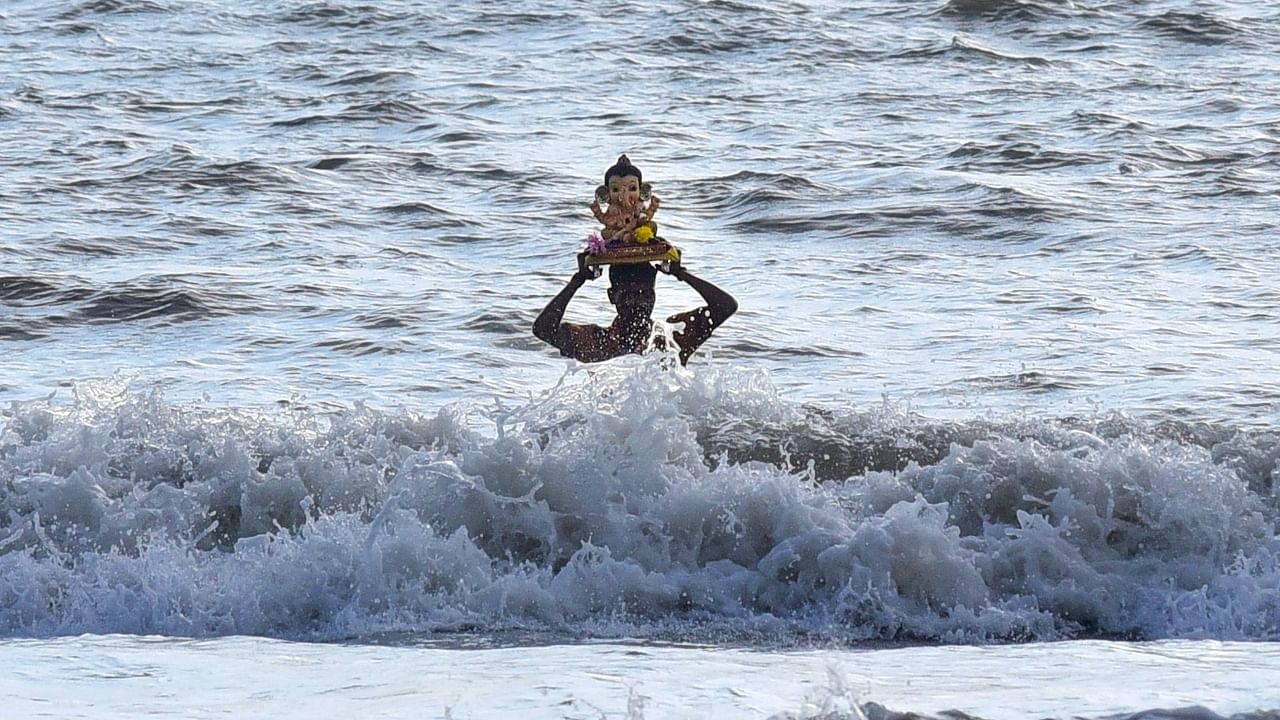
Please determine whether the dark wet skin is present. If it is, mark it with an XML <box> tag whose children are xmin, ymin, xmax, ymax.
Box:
<box><xmin>533</xmin><ymin>259</ymin><xmax>737</xmax><ymax>365</ymax></box>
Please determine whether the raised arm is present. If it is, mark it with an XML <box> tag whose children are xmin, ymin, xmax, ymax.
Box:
<box><xmin>646</xmin><ymin>195</ymin><xmax>661</xmax><ymax>220</ymax></box>
<box><xmin>591</xmin><ymin>199</ymin><xmax>608</xmax><ymax>224</ymax></box>
<box><xmin>662</xmin><ymin>259</ymin><xmax>738</xmax><ymax>365</ymax></box>
<box><xmin>532</xmin><ymin>258</ymin><xmax>595</xmax><ymax>350</ymax></box>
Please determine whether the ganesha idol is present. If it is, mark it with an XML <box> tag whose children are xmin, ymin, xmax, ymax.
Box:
<box><xmin>581</xmin><ymin>154</ymin><xmax>679</xmax><ymax>272</ymax></box>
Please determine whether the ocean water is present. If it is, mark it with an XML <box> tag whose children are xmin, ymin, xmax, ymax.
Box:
<box><xmin>2</xmin><ymin>0</ymin><xmax>1279</xmax><ymax>717</ymax></box>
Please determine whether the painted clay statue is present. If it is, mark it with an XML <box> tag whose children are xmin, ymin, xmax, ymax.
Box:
<box><xmin>590</xmin><ymin>154</ymin><xmax>660</xmax><ymax>246</ymax></box>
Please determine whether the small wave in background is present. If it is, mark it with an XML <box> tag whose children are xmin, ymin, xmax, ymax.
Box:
<box><xmin>1</xmin><ymin>0</ymin><xmax>1279</xmax><ymax>424</ymax></box>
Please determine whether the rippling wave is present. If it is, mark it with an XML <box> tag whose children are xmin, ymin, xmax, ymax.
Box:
<box><xmin>1</xmin><ymin>1</ymin><xmax>1278</xmax><ymax>429</ymax></box>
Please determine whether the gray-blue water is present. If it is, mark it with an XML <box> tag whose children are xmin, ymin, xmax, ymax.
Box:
<box><xmin>2</xmin><ymin>1</ymin><xmax>1279</xmax><ymax>717</ymax></box>
<box><xmin>4</xmin><ymin>0</ymin><xmax>1278</xmax><ymax>420</ymax></box>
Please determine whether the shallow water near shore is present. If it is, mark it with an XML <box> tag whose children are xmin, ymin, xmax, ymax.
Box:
<box><xmin>3</xmin><ymin>635</ymin><xmax>1278</xmax><ymax>719</ymax></box>
<box><xmin>2</xmin><ymin>0</ymin><xmax>1279</xmax><ymax>717</ymax></box>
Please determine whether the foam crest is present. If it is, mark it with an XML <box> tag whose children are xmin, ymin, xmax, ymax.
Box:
<box><xmin>1</xmin><ymin>365</ymin><xmax>1277</xmax><ymax>642</ymax></box>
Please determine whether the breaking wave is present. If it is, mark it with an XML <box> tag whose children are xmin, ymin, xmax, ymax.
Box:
<box><xmin>2</xmin><ymin>360</ymin><xmax>1277</xmax><ymax>643</ymax></box>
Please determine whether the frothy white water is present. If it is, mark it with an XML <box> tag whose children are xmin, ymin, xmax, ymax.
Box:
<box><xmin>1</xmin><ymin>360</ymin><xmax>1278</xmax><ymax>642</ymax></box>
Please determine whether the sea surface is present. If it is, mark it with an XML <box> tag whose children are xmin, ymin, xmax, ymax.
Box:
<box><xmin>2</xmin><ymin>0</ymin><xmax>1279</xmax><ymax>718</ymax></box>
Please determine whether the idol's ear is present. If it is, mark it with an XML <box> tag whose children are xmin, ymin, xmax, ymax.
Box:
<box><xmin>595</xmin><ymin>184</ymin><xmax>610</xmax><ymax>203</ymax></box>
<box><xmin>640</xmin><ymin>182</ymin><xmax>653</xmax><ymax>201</ymax></box>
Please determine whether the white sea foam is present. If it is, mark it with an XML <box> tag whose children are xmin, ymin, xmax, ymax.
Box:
<box><xmin>1</xmin><ymin>361</ymin><xmax>1277</xmax><ymax>641</ymax></box>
